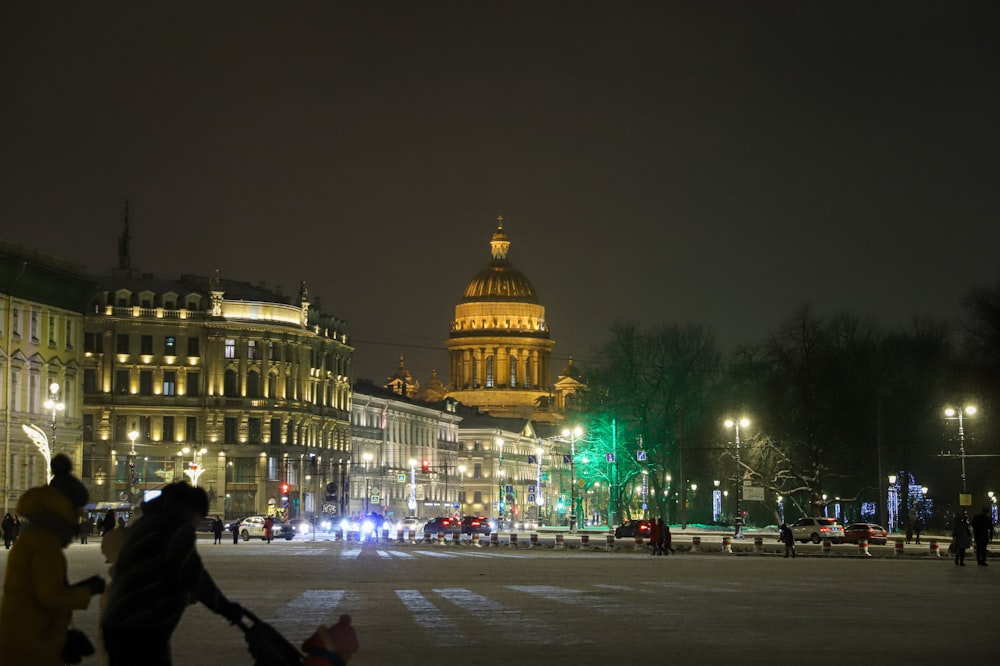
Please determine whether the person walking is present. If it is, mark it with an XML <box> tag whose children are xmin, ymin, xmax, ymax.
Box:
<box><xmin>0</xmin><ymin>454</ymin><xmax>106</xmax><ymax>666</ymax></box>
<box><xmin>952</xmin><ymin>513</ymin><xmax>972</xmax><ymax>566</ymax></box>
<box><xmin>913</xmin><ymin>517</ymin><xmax>924</xmax><ymax>545</ymax></box>
<box><xmin>212</xmin><ymin>515</ymin><xmax>224</xmax><ymax>545</ymax></box>
<box><xmin>102</xmin><ymin>482</ymin><xmax>243</xmax><ymax>665</ymax></box>
<box><xmin>80</xmin><ymin>516</ymin><xmax>90</xmax><ymax>545</ymax></box>
<box><xmin>263</xmin><ymin>515</ymin><xmax>274</xmax><ymax>544</ymax></box>
<box><xmin>2</xmin><ymin>513</ymin><xmax>14</xmax><ymax>549</ymax></box>
<box><xmin>231</xmin><ymin>518</ymin><xmax>240</xmax><ymax>544</ymax></box>
<box><xmin>970</xmin><ymin>507</ymin><xmax>995</xmax><ymax>566</ymax></box>
<box><xmin>905</xmin><ymin>519</ymin><xmax>913</xmax><ymax>545</ymax></box>
<box><xmin>779</xmin><ymin>523</ymin><xmax>796</xmax><ymax>558</ymax></box>
<box><xmin>649</xmin><ymin>518</ymin><xmax>661</xmax><ymax>555</ymax></box>
<box><xmin>101</xmin><ymin>509</ymin><xmax>116</xmax><ymax>537</ymax></box>
<box><xmin>662</xmin><ymin>522</ymin><xmax>674</xmax><ymax>555</ymax></box>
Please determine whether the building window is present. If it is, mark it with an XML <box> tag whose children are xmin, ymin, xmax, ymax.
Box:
<box><xmin>510</xmin><ymin>357</ymin><xmax>517</xmax><ymax>387</ymax></box>
<box><xmin>247</xmin><ymin>340</ymin><xmax>257</xmax><ymax>360</ymax></box>
<box><xmin>85</xmin><ymin>333</ymin><xmax>102</xmax><ymax>354</ymax></box>
<box><xmin>162</xmin><ymin>416</ymin><xmax>175</xmax><ymax>443</ymax></box>
<box><xmin>115</xmin><ymin>369</ymin><xmax>130</xmax><ymax>394</ymax></box>
<box><xmin>270</xmin><ymin>418</ymin><xmax>282</xmax><ymax>444</ymax></box>
<box><xmin>162</xmin><ymin>371</ymin><xmax>176</xmax><ymax>396</ymax></box>
<box><xmin>185</xmin><ymin>416</ymin><xmax>198</xmax><ymax>442</ymax></box>
<box><xmin>116</xmin><ymin>334</ymin><xmax>129</xmax><ymax>354</ymax></box>
<box><xmin>141</xmin><ymin>335</ymin><xmax>153</xmax><ymax>355</ymax></box>
<box><xmin>164</xmin><ymin>336</ymin><xmax>176</xmax><ymax>355</ymax></box>
<box><xmin>65</xmin><ymin>320</ymin><xmax>73</xmax><ymax>349</ymax></box>
<box><xmin>473</xmin><ymin>491</ymin><xmax>483</xmax><ymax>504</ymax></box>
<box><xmin>83</xmin><ymin>369</ymin><xmax>97</xmax><ymax>394</ymax></box>
<box><xmin>474</xmin><ymin>462</ymin><xmax>483</xmax><ymax>479</ymax></box>
<box><xmin>224</xmin><ymin>369</ymin><xmax>239</xmax><ymax>397</ymax></box>
<box><xmin>11</xmin><ymin>305</ymin><xmax>20</xmax><ymax>338</ymax></box>
<box><xmin>269</xmin><ymin>341</ymin><xmax>279</xmax><ymax>361</ymax></box>
<box><xmin>246</xmin><ymin>371</ymin><xmax>259</xmax><ymax>398</ymax></box>
<box><xmin>224</xmin><ymin>339</ymin><xmax>236</xmax><ymax>359</ymax></box>
<box><xmin>139</xmin><ymin>370</ymin><xmax>153</xmax><ymax>395</ymax></box>
<box><xmin>248</xmin><ymin>417</ymin><xmax>262</xmax><ymax>444</ymax></box>
<box><xmin>485</xmin><ymin>355</ymin><xmax>495</xmax><ymax>388</ymax></box>
<box><xmin>186</xmin><ymin>371</ymin><xmax>200</xmax><ymax>397</ymax></box>
<box><xmin>268</xmin><ymin>373</ymin><xmax>277</xmax><ymax>398</ymax></box>
<box><xmin>139</xmin><ymin>416</ymin><xmax>151</xmax><ymax>441</ymax></box>
<box><xmin>187</xmin><ymin>337</ymin><xmax>199</xmax><ymax>357</ymax></box>
<box><xmin>83</xmin><ymin>414</ymin><xmax>94</xmax><ymax>442</ymax></box>
<box><xmin>48</xmin><ymin>313</ymin><xmax>56</xmax><ymax>345</ymax></box>
<box><xmin>224</xmin><ymin>417</ymin><xmax>238</xmax><ymax>444</ymax></box>
<box><xmin>30</xmin><ymin>308</ymin><xmax>39</xmax><ymax>342</ymax></box>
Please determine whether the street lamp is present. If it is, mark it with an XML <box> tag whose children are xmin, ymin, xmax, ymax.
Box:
<box><xmin>713</xmin><ymin>479</ymin><xmax>722</xmax><ymax>523</ymax></box>
<box><xmin>496</xmin><ymin>435</ymin><xmax>504</xmax><ymax>527</ymax></box>
<box><xmin>182</xmin><ymin>446</ymin><xmax>207</xmax><ymax>486</ymax></box>
<box><xmin>43</xmin><ymin>382</ymin><xmax>65</xmax><ymax>451</ymax></box>
<box><xmin>944</xmin><ymin>405</ymin><xmax>976</xmax><ymax>496</ymax></box>
<box><xmin>362</xmin><ymin>452</ymin><xmax>373</xmax><ymax>515</ymax></box>
<box><xmin>534</xmin><ymin>446</ymin><xmax>545</xmax><ymax>524</ymax></box>
<box><xmin>457</xmin><ymin>465</ymin><xmax>467</xmax><ymax>514</ymax></box>
<box><xmin>561</xmin><ymin>426</ymin><xmax>583</xmax><ymax>532</ymax></box>
<box><xmin>724</xmin><ymin>417</ymin><xmax>750</xmax><ymax>538</ymax></box>
<box><xmin>128</xmin><ymin>427</ymin><xmax>139</xmax><ymax>503</ymax></box>
<box><xmin>887</xmin><ymin>474</ymin><xmax>898</xmax><ymax>532</ymax></box>
<box><xmin>407</xmin><ymin>459</ymin><xmax>417</xmax><ymax>513</ymax></box>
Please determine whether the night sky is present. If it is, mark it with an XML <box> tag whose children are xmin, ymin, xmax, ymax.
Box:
<box><xmin>2</xmin><ymin>2</ymin><xmax>997</xmax><ymax>384</ymax></box>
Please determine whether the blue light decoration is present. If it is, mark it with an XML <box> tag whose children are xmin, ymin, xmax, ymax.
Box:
<box><xmin>887</xmin><ymin>472</ymin><xmax>934</xmax><ymax>532</ymax></box>
<box><xmin>712</xmin><ymin>489</ymin><xmax>722</xmax><ymax>523</ymax></box>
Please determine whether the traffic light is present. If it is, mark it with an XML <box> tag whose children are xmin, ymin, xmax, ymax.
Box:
<box><xmin>281</xmin><ymin>483</ymin><xmax>289</xmax><ymax>495</ymax></box>
<box><xmin>421</xmin><ymin>459</ymin><xmax>430</xmax><ymax>473</ymax></box>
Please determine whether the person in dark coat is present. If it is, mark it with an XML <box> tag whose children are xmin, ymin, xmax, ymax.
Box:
<box><xmin>662</xmin><ymin>523</ymin><xmax>674</xmax><ymax>555</ymax></box>
<box><xmin>80</xmin><ymin>516</ymin><xmax>90</xmax><ymax>545</ymax></box>
<box><xmin>231</xmin><ymin>518</ymin><xmax>240</xmax><ymax>544</ymax></box>
<box><xmin>779</xmin><ymin>523</ymin><xmax>796</xmax><ymax>558</ymax></box>
<box><xmin>102</xmin><ymin>482</ymin><xmax>243</xmax><ymax>665</ymax></box>
<box><xmin>913</xmin><ymin>518</ymin><xmax>924</xmax><ymax>545</ymax></box>
<box><xmin>970</xmin><ymin>507</ymin><xmax>995</xmax><ymax>566</ymax></box>
<box><xmin>952</xmin><ymin>513</ymin><xmax>972</xmax><ymax>566</ymax></box>
<box><xmin>101</xmin><ymin>509</ymin><xmax>116</xmax><ymax>536</ymax></box>
<box><xmin>2</xmin><ymin>513</ymin><xmax>14</xmax><ymax>549</ymax></box>
<box><xmin>212</xmin><ymin>515</ymin><xmax>224</xmax><ymax>545</ymax></box>
<box><xmin>649</xmin><ymin>518</ymin><xmax>661</xmax><ymax>555</ymax></box>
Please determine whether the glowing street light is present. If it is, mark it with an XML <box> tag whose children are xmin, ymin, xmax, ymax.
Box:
<box><xmin>182</xmin><ymin>446</ymin><xmax>208</xmax><ymax>486</ymax></box>
<box><xmin>724</xmin><ymin>417</ymin><xmax>750</xmax><ymax>538</ymax></box>
<box><xmin>458</xmin><ymin>464</ymin><xmax>467</xmax><ymax>514</ymax></box>
<box><xmin>362</xmin><ymin>451</ymin><xmax>373</xmax><ymax>515</ymax></box>
<box><xmin>43</xmin><ymin>382</ymin><xmax>65</xmax><ymax>451</ymax></box>
<box><xmin>408</xmin><ymin>459</ymin><xmax>417</xmax><ymax>512</ymax></box>
<box><xmin>944</xmin><ymin>405</ymin><xmax>976</xmax><ymax>497</ymax></box>
<box><xmin>561</xmin><ymin>426</ymin><xmax>583</xmax><ymax>532</ymax></box>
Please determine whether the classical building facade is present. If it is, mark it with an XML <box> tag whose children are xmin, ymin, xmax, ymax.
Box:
<box><xmin>1</xmin><ymin>241</ymin><xmax>93</xmax><ymax>514</ymax></box>
<box><xmin>81</xmin><ymin>248</ymin><xmax>354</xmax><ymax>518</ymax></box>
<box><xmin>445</xmin><ymin>218</ymin><xmax>557</xmax><ymax>420</ymax></box>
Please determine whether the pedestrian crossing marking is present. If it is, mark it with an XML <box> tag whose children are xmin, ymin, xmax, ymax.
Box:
<box><xmin>396</xmin><ymin>590</ymin><xmax>468</xmax><ymax>646</ymax></box>
<box><xmin>341</xmin><ymin>548</ymin><xmax>361</xmax><ymax>559</ymax></box>
<box><xmin>508</xmin><ymin>585</ymin><xmax>634</xmax><ymax>614</ymax></box>
<box><xmin>268</xmin><ymin>589</ymin><xmax>345</xmax><ymax>636</ymax></box>
<box><xmin>591</xmin><ymin>583</ymin><xmax>636</xmax><ymax>591</ymax></box>
<box><xmin>433</xmin><ymin>588</ymin><xmax>580</xmax><ymax>645</ymax></box>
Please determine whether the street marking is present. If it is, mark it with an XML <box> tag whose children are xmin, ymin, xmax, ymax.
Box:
<box><xmin>508</xmin><ymin>585</ymin><xmax>633</xmax><ymax>613</ymax></box>
<box><xmin>412</xmin><ymin>550</ymin><xmax>458</xmax><ymax>558</ymax></box>
<box><xmin>341</xmin><ymin>548</ymin><xmax>361</xmax><ymax>559</ymax></box>
<box><xmin>433</xmin><ymin>588</ymin><xmax>579</xmax><ymax>645</ymax></box>
<box><xmin>380</xmin><ymin>550</ymin><xmax>415</xmax><ymax>559</ymax></box>
<box><xmin>396</xmin><ymin>590</ymin><xmax>468</xmax><ymax>646</ymax></box>
<box><xmin>269</xmin><ymin>589</ymin><xmax>345</xmax><ymax>635</ymax></box>
<box><xmin>591</xmin><ymin>584</ymin><xmax>636</xmax><ymax>591</ymax></box>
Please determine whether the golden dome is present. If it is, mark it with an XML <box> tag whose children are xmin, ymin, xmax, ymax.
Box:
<box><xmin>461</xmin><ymin>216</ymin><xmax>539</xmax><ymax>303</ymax></box>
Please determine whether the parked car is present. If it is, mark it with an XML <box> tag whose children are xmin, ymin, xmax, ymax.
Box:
<box><xmin>422</xmin><ymin>516</ymin><xmax>459</xmax><ymax>535</ymax></box>
<box><xmin>396</xmin><ymin>516</ymin><xmax>424</xmax><ymax>534</ymax></box>
<box><xmin>843</xmin><ymin>522</ymin><xmax>888</xmax><ymax>545</ymax></box>
<box><xmin>790</xmin><ymin>517</ymin><xmax>845</xmax><ymax>543</ymax></box>
<box><xmin>238</xmin><ymin>515</ymin><xmax>295</xmax><ymax>541</ymax></box>
<box><xmin>614</xmin><ymin>519</ymin><xmax>652</xmax><ymax>539</ymax></box>
<box><xmin>460</xmin><ymin>515</ymin><xmax>493</xmax><ymax>535</ymax></box>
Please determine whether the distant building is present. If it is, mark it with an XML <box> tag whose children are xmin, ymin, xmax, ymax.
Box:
<box><xmin>0</xmin><ymin>240</ymin><xmax>94</xmax><ymax>514</ymax></box>
<box><xmin>80</xmin><ymin>219</ymin><xmax>353</xmax><ymax>518</ymax></box>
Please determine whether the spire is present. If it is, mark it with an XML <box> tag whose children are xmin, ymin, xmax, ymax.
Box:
<box><xmin>117</xmin><ymin>200</ymin><xmax>132</xmax><ymax>271</ymax></box>
<box><xmin>490</xmin><ymin>214</ymin><xmax>510</xmax><ymax>262</ymax></box>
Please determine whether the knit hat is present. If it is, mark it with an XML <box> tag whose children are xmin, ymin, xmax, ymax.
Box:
<box><xmin>327</xmin><ymin>614</ymin><xmax>359</xmax><ymax>654</ymax></box>
<box><xmin>48</xmin><ymin>454</ymin><xmax>89</xmax><ymax>508</ymax></box>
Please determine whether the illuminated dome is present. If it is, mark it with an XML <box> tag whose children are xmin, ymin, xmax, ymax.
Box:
<box><xmin>461</xmin><ymin>217</ymin><xmax>539</xmax><ymax>303</ymax></box>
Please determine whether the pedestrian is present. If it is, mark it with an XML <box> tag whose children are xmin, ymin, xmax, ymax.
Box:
<box><xmin>117</xmin><ymin>515</ymin><xmax>126</xmax><ymax>530</ymax></box>
<box><xmin>80</xmin><ymin>516</ymin><xmax>89</xmax><ymax>544</ymax></box>
<box><xmin>101</xmin><ymin>509</ymin><xmax>116</xmax><ymax>536</ymax></box>
<box><xmin>905</xmin><ymin>519</ymin><xmax>913</xmax><ymax>545</ymax></box>
<box><xmin>970</xmin><ymin>507</ymin><xmax>995</xmax><ymax>566</ymax></box>
<box><xmin>951</xmin><ymin>513</ymin><xmax>972</xmax><ymax>566</ymax></box>
<box><xmin>2</xmin><ymin>512</ymin><xmax>14</xmax><ymax>549</ymax></box>
<box><xmin>649</xmin><ymin>517</ymin><xmax>661</xmax><ymax>555</ymax></box>
<box><xmin>212</xmin><ymin>515</ymin><xmax>224</xmax><ymax>545</ymax></box>
<box><xmin>0</xmin><ymin>454</ymin><xmax>106</xmax><ymax>666</ymax></box>
<box><xmin>913</xmin><ymin>517</ymin><xmax>923</xmax><ymax>545</ymax></box>
<box><xmin>232</xmin><ymin>518</ymin><xmax>240</xmax><ymax>544</ymax></box>
<box><xmin>662</xmin><ymin>522</ymin><xmax>674</xmax><ymax>555</ymax></box>
<box><xmin>779</xmin><ymin>523</ymin><xmax>796</xmax><ymax>558</ymax></box>
<box><xmin>264</xmin><ymin>515</ymin><xmax>274</xmax><ymax>544</ymax></box>
<box><xmin>102</xmin><ymin>482</ymin><xmax>243</xmax><ymax>665</ymax></box>
<box><xmin>302</xmin><ymin>613</ymin><xmax>360</xmax><ymax>666</ymax></box>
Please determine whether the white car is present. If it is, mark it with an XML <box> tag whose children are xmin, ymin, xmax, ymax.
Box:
<box><xmin>790</xmin><ymin>517</ymin><xmax>845</xmax><ymax>544</ymax></box>
<box><xmin>238</xmin><ymin>515</ymin><xmax>295</xmax><ymax>541</ymax></box>
<box><xmin>396</xmin><ymin>517</ymin><xmax>423</xmax><ymax>534</ymax></box>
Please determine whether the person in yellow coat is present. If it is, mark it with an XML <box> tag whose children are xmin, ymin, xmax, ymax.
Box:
<box><xmin>0</xmin><ymin>455</ymin><xmax>105</xmax><ymax>666</ymax></box>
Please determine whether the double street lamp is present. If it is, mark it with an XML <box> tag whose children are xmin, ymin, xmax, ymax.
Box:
<box><xmin>561</xmin><ymin>426</ymin><xmax>583</xmax><ymax>532</ymax></box>
<box><xmin>944</xmin><ymin>405</ymin><xmax>976</xmax><ymax>497</ymax></box>
<box><xmin>724</xmin><ymin>417</ymin><xmax>750</xmax><ymax>538</ymax></box>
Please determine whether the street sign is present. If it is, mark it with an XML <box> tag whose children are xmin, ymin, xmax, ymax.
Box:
<box><xmin>370</xmin><ymin>495</ymin><xmax>380</xmax><ymax>503</ymax></box>
<box><xmin>528</xmin><ymin>493</ymin><xmax>536</xmax><ymax>502</ymax></box>
<box><xmin>528</xmin><ymin>484</ymin><xmax>536</xmax><ymax>493</ymax></box>
<box><xmin>527</xmin><ymin>455</ymin><xmax>537</xmax><ymax>464</ymax></box>
<box><xmin>744</xmin><ymin>486</ymin><xmax>765</xmax><ymax>501</ymax></box>
<box><xmin>636</xmin><ymin>450</ymin><xmax>646</xmax><ymax>461</ymax></box>
<box><xmin>505</xmin><ymin>485</ymin><xmax>514</xmax><ymax>494</ymax></box>
<box><xmin>606</xmin><ymin>453</ymin><xmax>615</xmax><ymax>462</ymax></box>
<box><xmin>397</xmin><ymin>473</ymin><xmax>407</xmax><ymax>482</ymax></box>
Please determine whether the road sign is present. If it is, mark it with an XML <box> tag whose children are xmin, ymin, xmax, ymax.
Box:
<box><xmin>636</xmin><ymin>450</ymin><xmax>646</xmax><ymax>461</ymax></box>
<box><xmin>528</xmin><ymin>484</ymin><xmax>536</xmax><ymax>493</ymax></box>
<box><xmin>744</xmin><ymin>486</ymin><xmax>765</xmax><ymax>501</ymax></box>
<box><xmin>397</xmin><ymin>473</ymin><xmax>407</xmax><ymax>482</ymax></box>
<box><xmin>505</xmin><ymin>485</ymin><xmax>514</xmax><ymax>494</ymax></box>
<box><xmin>606</xmin><ymin>453</ymin><xmax>615</xmax><ymax>463</ymax></box>
<box><xmin>370</xmin><ymin>495</ymin><xmax>380</xmax><ymax>503</ymax></box>
<box><xmin>528</xmin><ymin>493</ymin><xmax>536</xmax><ymax>502</ymax></box>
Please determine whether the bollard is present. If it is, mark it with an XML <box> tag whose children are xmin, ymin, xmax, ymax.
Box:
<box><xmin>580</xmin><ymin>533</ymin><xmax>590</xmax><ymax>549</ymax></box>
<box><xmin>509</xmin><ymin>532</ymin><xmax>519</xmax><ymax>548</ymax></box>
<box><xmin>929</xmin><ymin>539</ymin><xmax>940</xmax><ymax>557</ymax></box>
<box><xmin>822</xmin><ymin>538</ymin><xmax>832</xmax><ymax>554</ymax></box>
<box><xmin>555</xmin><ymin>533</ymin><xmax>565</xmax><ymax>549</ymax></box>
<box><xmin>894</xmin><ymin>538</ymin><xmax>905</xmax><ymax>556</ymax></box>
<box><xmin>382</xmin><ymin>528</ymin><xmax>390</xmax><ymax>543</ymax></box>
<box><xmin>397</xmin><ymin>529</ymin><xmax>404</xmax><ymax>544</ymax></box>
<box><xmin>490</xmin><ymin>532</ymin><xmax>499</xmax><ymax>547</ymax></box>
<box><xmin>691</xmin><ymin>536</ymin><xmax>701</xmax><ymax>552</ymax></box>
<box><xmin>530</xmin><ymin>533</ymin><xmax>539</xmax><ymax>547</ymax></box>
<box><xmin>437</xmin><ymin>531</ymin><xmax>446</xmax><ymax>546</ymax></box>
<box><xmin>423</xmin><ymin>531</ymin><xmax>432</xmax><ymax>544</ymax></box>
<box><xmin>858</xmin><ymin>538</ymin><xmax>871</xmax><ymax>557</ymax></box>
<box><xmin>722</xmin><ymin>536</ymin><xmax>732</xmax><ymax>553</ymax></box>
<box><xmin>408</xmin><ymin>529</ymin><xmax>416</xmax><ymax>544</ymax></box>
<box><xmin>753</xmin><ymin>536</ymin><xmax>764</xmax><ymax>554</ymax></box>
<box><xmin>472</xmin><ymin>532</ymin><xmax>481</xmax><ymax>547</ymax></box>
<box><xmin>335</xmin><ymin>529</ymin><xmax>342</xmax><ymax>542</ymax></box>
<box><xmin>606</xmin><ymin>534</ymin><xmax>615</xmax><ymax>551</ymax></box>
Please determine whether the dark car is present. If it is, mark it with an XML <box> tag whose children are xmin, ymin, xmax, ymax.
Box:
<box><xmin>614</xmin><ymin>519</ymin><xmax>652</xmax><ymax>539</ymax></box>
<box><xmin>460</xmin><ymin>515</ymin><xmax>494</xmax><ymax>535</ymax></box>
<box><xmin>844</xmin><ymin>523</ymin><xmax>888</xmax><ymax>545</ymax></box>
<box><xmin>422</xmin><ymin>517</ymin><xmax>459</xmax><ymax>535</ymax></box>
<box><xmin>196</xmin><ymin>518</ymin><xmax>217</xmax><ymax>533</ymax></box>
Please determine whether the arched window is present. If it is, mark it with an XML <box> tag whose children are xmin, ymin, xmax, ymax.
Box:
<box><xmin>510</xmin><ymin>356</ymin><xmax>517</xmax><ymax>387</ymax></box>
<box><xmin>268</xmin><ymin>372</ymin><xmax>277</xmax><ymax>398</ymax></box>
<box><xmin>224</xmin><ymin>369</ymin><xmax>239</xmax><ymax>397</ymax></box>
<box><xmin>524</xmin><ymin>356</ymin><xmax>533</xmax><ymax>388</ymax></box>
<box><xmin>246</xmin><ymin>370</ymin><xmax>260</xmax><ymax>398</ymax></box>
<box><xmin>485</xmin><ymin>355</ymin><xmax>495</xmax><ymax>388</ymax></box>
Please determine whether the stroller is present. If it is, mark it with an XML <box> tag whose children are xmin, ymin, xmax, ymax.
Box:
<box><xmin>235</xmin><ymin>607</ymin><xmax>304</xmax><ymax>666</ymax></box>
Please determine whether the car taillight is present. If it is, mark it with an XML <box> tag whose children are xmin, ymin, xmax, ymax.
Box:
<box><xmin>820</xmin><ymin>527</ymin><xmax>830</xmax><ymax>532</ymax></box>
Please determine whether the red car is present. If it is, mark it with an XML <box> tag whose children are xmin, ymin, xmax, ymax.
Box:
<box><xmin>843</xmin><ymin>523</ymin><xmax>888</xmax><ymax>545</ymax></box>
<box><xmin>614</xmin><ymin>520</ymin><xmax>652</xmax><ymax>538</ymax></box>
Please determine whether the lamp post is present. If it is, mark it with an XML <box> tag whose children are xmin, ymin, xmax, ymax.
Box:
<box><xmin>43</xmin><ymin>382</ymin><xmax>65</xmax><ymax>452</ymax></box>
<box><xmin>362</xmin><ymin>452</ymin><xmax>373</xmax><ymax>516</ymax></box>
<box><xmin>989</xmin><ymin>491</ymin><xmax>997</xmax><ymax>525</ymax></box>
<box><xmin>458</xmin><ymin>465</ymin><xmax>467</xmax><ymax>515</ymax></box>
<box><xmin>561</xmin><ymin>426</ymin><xmax>582</xmax><ymax>532</ymax></box>
<box><xmin>944</xmin><ymin>405</ymin><xmax>976</xmax><ymax>498</ymax></box>
<box><xmin>407</xmin><ymin>459</ymin><xmax>417</xmax><ymax>513</ymax></box>
<box><xmin>887</xmin><ymin>474</ymin><xmax>898</xmax><ymax>532</ymax></box>
<box><xmin>496</xmin><ymin>435</ymin><xmax>504</xmax><ymax>527</ymax></box>
<box><xmin>713</xmin><ymin>479</ymin><xmax>722</xmax><ymax>523</ymax></box>
<box><xmin>128</xmin><ymin>427</ymin><xmax>139</xmax><ymax>504</ymax></box>
<box><xmin>534</xmin><ymin>446</ymin><xmax>545</xmax><ymax>525</ymax></box>
<box><xmin>724</xmin><ymin>417</ymin><xmax>750</xmax><ymax>538</ymax></box>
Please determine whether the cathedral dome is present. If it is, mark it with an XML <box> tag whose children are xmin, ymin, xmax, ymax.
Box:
<box><xmin>461</xmin><ymin>216</ymin><xmax>539</xmax><ymax>303</ymax></box>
